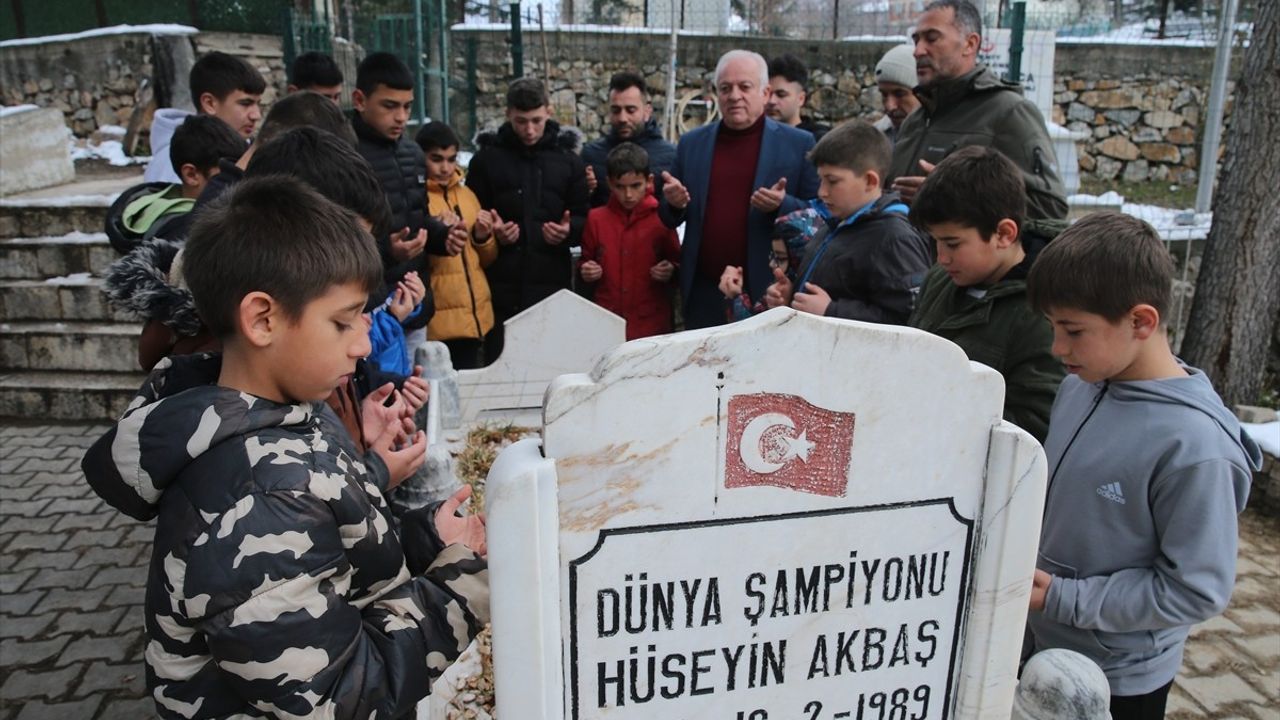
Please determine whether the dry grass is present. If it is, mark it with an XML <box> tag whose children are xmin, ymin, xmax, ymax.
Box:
<box><xmin>454</xmin><ymin>423</ymin><xmax>535</xmax><ymax>515</ymax></box>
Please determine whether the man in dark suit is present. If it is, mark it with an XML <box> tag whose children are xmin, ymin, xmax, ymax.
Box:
<box><xmin>660</xmin><ymin>49</ymin><xmax>820</xmax><ymax>329</ymax></box>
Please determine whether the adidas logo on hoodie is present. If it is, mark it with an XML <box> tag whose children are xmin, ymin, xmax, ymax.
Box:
<box><xmin>1096</xmin><ymin>482</ymin><xmax>1126</xmax><ymax>504</ymax></box>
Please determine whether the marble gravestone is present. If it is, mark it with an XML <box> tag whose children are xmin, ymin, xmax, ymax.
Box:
<box><xmin>486</xmin><ymin>309</ymin><xmax>1048</xmax><ymax>719</ymax></box>
<box><xmin>456</xmin><ymin>290</ymin><xmax>626</xmax><ymax>423</ymax></box>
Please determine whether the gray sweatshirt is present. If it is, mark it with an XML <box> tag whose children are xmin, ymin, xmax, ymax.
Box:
<box><xmin>1027</xmin><ymin>368</ymin><xmax>1260</xmax><ymax>696</ymax></box>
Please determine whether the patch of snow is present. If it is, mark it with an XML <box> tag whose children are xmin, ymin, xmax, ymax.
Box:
<box><xmin>44</xmin><ymin>272</ymin><xmax>95</xmax><ymax>286</ymax></box>
<box><xmin>1243</xmin><ymin>421</ymin><xmax>1280</xmax><ymax>458</ymax></box>
<box><xmin>0</xmin><ymin>195</ymin><xmax>119</xmax><ymax>208</ymax></box>
<box><xmin>0</xmin><ymin>104</ymin><xmax>39</xmax><ymax>118</ymax></box>
<box><xmin>1069</xmin><ymin>192</ymin><xmax>1212</xmax><ymax>242</ymax></box>
<box><xmin>0</xmin><ymin>24</ymin><xmax>197</xmax><ymax>48</ymax></box>
<box><xmin>2</xmin><ymin>231</ymin><xmax>110</xmax><ymax>245</ymax></box>
<box><xmin>69</xmin><ymin>138</ymin><xmax>144</xmax><ymax>167</ymax></box>
<box><xmin>96</xmin><ymin>124</ymin><xmax>128</xmax><ymax>137</ymax></box>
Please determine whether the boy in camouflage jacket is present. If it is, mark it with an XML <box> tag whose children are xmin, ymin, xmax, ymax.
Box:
<box><xmin>83</xmin><ymin>177</ymin><xmax>488</xmax><ymax>719</ymax></box>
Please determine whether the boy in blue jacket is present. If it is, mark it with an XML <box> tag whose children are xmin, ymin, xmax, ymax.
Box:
<box><xmin>1024</xmin><ymin>211</ymin><xmax>1261</xmax><ymax>720</ymax></box>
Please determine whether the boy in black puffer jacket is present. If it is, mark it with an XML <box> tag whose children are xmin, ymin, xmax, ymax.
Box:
<box><xmin>465</xmin><ymin>77</ymin><xmax>590</xmax><ymax>363</ymax></box>
<box><xmin>351</xmin><ymin>52</ymin><xmax>469</xmax><ymax>346</ymax></box>
<box><xmin>764</xmin><ymin>120</ymin><xmax>933</xmax><ymax>325</ymax></box>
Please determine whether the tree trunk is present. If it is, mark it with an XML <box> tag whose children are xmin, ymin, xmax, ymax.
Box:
<box><xmin>1180</xmin><ymin>0</ymin><xmax>1280</xmax><ymax>408</ymax></box>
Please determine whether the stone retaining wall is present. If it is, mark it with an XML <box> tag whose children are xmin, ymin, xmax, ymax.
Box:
<box><xmin>0</xmin><ymin>31</ymin><xmax>288</xmax><ymax>146</ymax></box>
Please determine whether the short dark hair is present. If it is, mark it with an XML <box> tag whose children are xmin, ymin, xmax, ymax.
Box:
<box><xmin>255</xmin><ymin>90</ymin><xmax>357</xmax><ymax>147</ymax></box>
<box><xmin>1027</xmin><ymin>212</ymin><xmax>1174</xmax><ymax>322</ymax></box>
<box><xmin>184</xmin><ymin>176</ymin><xmax>381</xmax><ymax>338</ymax></box>
<box><xmin>768</xmin><ymin>54</ymin><xmax>809</xmax><ymax>90</ymax></box>
<box><xmin>169</xmin><ymin>114</ymin><xmax>245</xmax><ymax>176</ymax></box>
<box><xmin>808</xmin><ymin>120</ymin><xmax>891</xmax><ymax>180</ymax></box>
<box><xmin>356</xmin><ymin>52</ymin><xmax>414</xmax><ymax>95</ymax></box>
<box><xmin>506</xmin><ymin>78</ymin><xmax>548</xmax><ymax>111</ymax></box>
<box><xmin>608</xmin><ymin>71</ymin><xmax>648</xmax><ymax>98</ymax></box>
<box><xmin>925</xmin><ymin>0</ymin><xmax>983</xmax><ymax>39</ymax></box>
<box><xmin>415</xmin><ymin>121</ymin><xmax>460</xmax><ymax>153</ymax></box>
<box><xmin>246</xmin><ymin>127</ymin><xmax>392</xmax><ymax>240</ymax></box>
<box><xmin>605</xmin><ymin>142</ymin><xmax>648</xmax><ymax>179</ymax></box>
<box><xmin>189</xmin><ymin>51</ymin><xmax>266</xmax><ymax>104</ymax></box>
<box><xmin>909</xmin><ymin>146</ymin><xmax>1025</xmax><ymax>240</ymax></box>
<box><xmin>290</xmin><ymin>51</ymin><xmax>344</xmax><ymax>88</ymax></box>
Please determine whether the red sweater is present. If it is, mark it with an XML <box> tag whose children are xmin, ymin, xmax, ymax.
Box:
<box><xmin>580</xmin><ymin>193</ymin><xmax>681</xmax><ymax>340</ymax></box>
<box><xmin>695</xmin><ymin>115</ymin><xmax>765</xmax><ymax>282</ymax></box>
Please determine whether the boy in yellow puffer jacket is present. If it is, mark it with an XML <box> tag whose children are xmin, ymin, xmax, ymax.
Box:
<box><xmin>416</xmin><ymin>122</ymin><xmax>499</xmax><ymax>369</ymax></box>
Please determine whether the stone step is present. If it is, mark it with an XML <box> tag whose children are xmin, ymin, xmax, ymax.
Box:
<box><xmin>0</xmin><ymin>370</ymin><xmax>143</xmax><ymax>421</ymax></box>
<box><xmin>0</xmin><ymin>196</ymin><xmax>114</xmax><ymax>240</ymax></box>
<box><xmin>1</xmin><ymin>320</ymin><xmax>141</xmax><ymax>373</ymax></box>
<box><xmin>0</xmin><ymin>276</ymin><xmax>134</xmax><ymax>322</ymax></box>
<box><xmin>0</xmin><ymin>231</ymin><xmax>118</xmax><ymax>280</ymax></box>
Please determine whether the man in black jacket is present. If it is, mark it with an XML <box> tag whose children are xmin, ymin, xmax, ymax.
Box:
<box><xmin>466</xmin><ymin>78</ymin><xmax>590</xmax><ymax>363</ymax></box>
<box><xmin>581</xmin><ymin>72</ymin><xmax>676</xmax><ymax>208</ymax></box>
<box><xmin>351</xmin><ymin>52</ymin><xmax>467</xmax><ymax>339</ymax></box>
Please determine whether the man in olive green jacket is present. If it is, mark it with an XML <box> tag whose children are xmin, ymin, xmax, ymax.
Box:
<box><xmin>908</xmin><ymin>147</ymin><xmax>1064</xmax><ymax>443</ymax></box>
<box><xmin>889</xmin><ymin>0</ymin><xmax>1068</xmax><ymax>236</ymax></box>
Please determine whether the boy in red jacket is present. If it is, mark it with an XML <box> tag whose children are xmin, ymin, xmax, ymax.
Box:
<box><xmin>579</xmin><ymin>142</ymin><xmax>681</xmax><ymax>339</ymax></box>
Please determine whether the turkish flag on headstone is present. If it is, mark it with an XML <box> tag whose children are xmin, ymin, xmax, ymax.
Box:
<box><xmin>724</xmin><ymin>392</ymin><xmax>856</xmax><ymax>497</ymax></box>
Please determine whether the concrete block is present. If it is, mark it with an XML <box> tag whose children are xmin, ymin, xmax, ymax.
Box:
<box><xmin>1235</xmin><ymin>405</ymin><xmax>1278</xmax><ymax>424</ymax></box>
<box><xmin>0</xmin><ymin>107</ymin><xmax>75</xmax><ymax>196</ymax></box>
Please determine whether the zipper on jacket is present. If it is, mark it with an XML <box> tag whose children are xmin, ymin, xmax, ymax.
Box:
<box><xmin>1045</xmin><ymin>381</ymin><xmax>1109</xmax><ymax>504</ymax></box>
<box><xmin>451</xmin><ymin>188</ymin><xmax>484</xmax><ymax>338</ymax></box>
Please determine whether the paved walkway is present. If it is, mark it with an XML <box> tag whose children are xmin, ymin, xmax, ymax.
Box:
<box><xmin>1</xmin><ymin>423</ymin><xmax>1276</xmax><ymax>719</ymax></box>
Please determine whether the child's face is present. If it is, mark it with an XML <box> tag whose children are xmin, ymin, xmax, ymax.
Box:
<box><xmin>355</xmin><ymin>84</ymin><xmax>414</xmax><ymax>141</ymax></box>
<box><xmin>201</xmin><ymin>90</ymin><xmax>262</xmax><ymax>139</ymax></box>
<box><xmin>817</xmin><ymin>164</ymin><xmax>879</xmax><ymax>220</ymax></box>
<box><xmin>507</xmin><ymin>105</ymin><xmax>551</xmax><ymax>146</ymax></box>
<box><xmin>267</xmin><ymin>281</ymin><xmax>371</xmax><ymax>403</ymax></box>
<box><xmin>300</xmin><ymin>83</ymin><xmax>343</xmax><ymax>104</ymax></box>
<box><xmin>607</xmin><ymin>171</ymin><xmax>648</xmax><ymax>210</ymax></box>
<box><xmin>425</xmin><ymin>145</ymin><xmax>459</xmax><ymax>184</ymax></box>
<box><xmin>928</xmin><ymin>221</ymin><xmax>1011</xmax><ymax>288</ymax></box>
<box><xmin>1045</xmin><ymin>307</ymin><xmax>1143</xmax><ymax>384</ymax></box>
<box><xmin>768</xmin><ymin>238</ymin><xmax>789</xmax><ymax>271</ymax></box>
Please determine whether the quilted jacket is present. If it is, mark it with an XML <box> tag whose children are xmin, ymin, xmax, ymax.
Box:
<box><xmin>82</xmin><ymin>354</ymin><xmax>488</xmax><ymax>719</ymax></box>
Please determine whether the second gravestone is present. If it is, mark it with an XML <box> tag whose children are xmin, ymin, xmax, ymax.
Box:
<box><xmin>486</xmin><ymin>309</ymin><xmax>1047</xmax><ymax>719</ymax></box>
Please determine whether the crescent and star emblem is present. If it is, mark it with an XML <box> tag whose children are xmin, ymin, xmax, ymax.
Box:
<box><xmin>737</xmin><ymin>413</ymin><xmax>817</xmax><ymax>475</ymax></box>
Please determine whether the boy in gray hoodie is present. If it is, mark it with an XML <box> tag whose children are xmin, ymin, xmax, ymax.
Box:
<box><xmin>1023</xmin><ymin>211</ymin><xmax>1261</xmax><ymax>719</ymax></box>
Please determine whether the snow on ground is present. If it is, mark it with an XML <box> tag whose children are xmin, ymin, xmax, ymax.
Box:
<box><xmin>1</xmin><ymin>231</ymin><xmax>109</xmax><ymax>245</ymax></box>
<box><xmin>0</xmin><ymin>24</ymin><xmax>196</xmax><ymax>48</ymax></box>
<box><xmin>44</xmin><ymin>272</ymin><xmax>94</xmax><ymax>286</ymax></box>
<box><xmin>1070</xmin><ymin>192</ymin><xmax>1212</xmax><ymax>242</ymax></box>
<box><xmin>0</xmin><ymin>195</ymin><xmax>119</xmax><ymax>208</ymax></box>
<box><xmin>1243</xmin><ymin>422</ymin><xmax>1280</xmax><ymax>458</ymax></box>
<box><xmin>0</xmin><ymin>104</ymin><xmax>38</xmax><ymax>118</ymax></box>
<box><xmin>69</xmin><ymin>136</ymin><xmax>147</xmax><ymax>167</ymax></box>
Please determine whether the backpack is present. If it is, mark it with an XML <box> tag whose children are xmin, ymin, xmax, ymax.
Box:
<box><xmin>104</xmin><ymin>182</ymin><xmax>194</xmax><ymax>255</ymax></box>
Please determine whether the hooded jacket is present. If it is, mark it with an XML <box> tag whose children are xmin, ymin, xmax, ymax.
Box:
<box><xmin>579</xmin><ymin>192</ymin><xmax>681</xmax><ymax>340</ymax></box>
<box><xmin>888</xmin><ymin>65</ymin><xmax>1068</xmax><ymax>225</ymax></box>
<box><xmin>1027</xmin><ymin>370</ymin><xmax>1260</xmax><ymax>696</ymax></box>
<box><xmin>425</xmin><ymin>168</ymin><xmax>498</xmax><ymax>342</ymax></box>
<box><xmin>795</xmin><ymin>193</ymin><xmax>933</xmax><ymax>325</ymax></box>
<box><xmin>81</xmin><ymin>354</ymin><xmax>488</xmax><ymax>719</ymax></box>
<box><xmin>581</xmin><ymin>118</ymin><xmax>677</xmax><ymax>207</ymax></box>
<box><xmin>908</xmin><ymin>255</ymin><xmax>1063</xmax><ymax>442</ymax></box>
<box><xmin>465</xmin><ymin>120</ymin><xmax>590</xmax><ymax>319</ymax></box>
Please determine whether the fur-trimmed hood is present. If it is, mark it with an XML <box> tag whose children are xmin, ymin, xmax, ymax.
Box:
<box><xmin>473</xmin><ymin>118</ymin><xmax>584</xmax><ymax>154</ymax></box>
<box><xmin>102</xmin><ymin>239</ymin><xmax>203</xmax><ymax>336</ymax></box>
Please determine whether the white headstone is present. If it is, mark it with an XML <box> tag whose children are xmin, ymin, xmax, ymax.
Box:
<box><xmin>486</xmin><ymin>309</ymin><xmax>1047</xmax><ymax>719</ymax></box>
<box><xmin>0</xmin><ymin>106</ymin><xmax>74</xmax><ymax>196</ymax></box>
<box><xmin>456</xmin><ymin>290</ymin><xmax>625</xmax><ymax>423</ymax></box>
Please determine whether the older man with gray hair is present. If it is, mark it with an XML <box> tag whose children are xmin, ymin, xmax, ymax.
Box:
<box><xmin>660</xmin><ymin>49</ymin><xmax>820</xmax><ymax>329</ymax></box>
